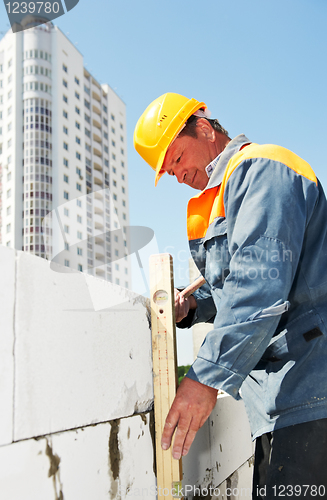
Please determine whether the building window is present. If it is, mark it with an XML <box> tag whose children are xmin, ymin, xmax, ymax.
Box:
<box><xmin>76</xmin><ymin>137</ymin><xmax>81</xmax><ymax>145</ymax></box>
<box><xmin>84</xmin><ymin>99</ymin><xmax>90</xmax><ymax>110</ymax></box>
<box><xmin>76</xmin><ymin>182</ymin><xmax>81</xmax><ymax>191</ymax></box>
<box><xmin>76</xmin><ymin>152</ymin><xmax>81</xmax><ymax>160</ymax></box>
<box><xmin>63</xmin><ymin>95</ymin><xmax>68</xmax><ymax>103</ymax></box>
<box><xmin>63</xmin><ymin>142</ymin><xmax>68</xmax><ymax>150</ymax></box>
<box><xmin>77</xmin><ymin>231</ymin><xmax>82</xmax><ymax>239</ymax></box>
<box><xmin>7</xmin><ymin>188</ymin><xmax>11</xmax><ymax>198</ymax></box>
<box><xmin>85</xmin><ymin>128</ymin><xmax>91</xmax><ymax>138</ymax></box>
<box><xmin>75</xmin><ymin>76</ymin><xmax>80</xmax><ymax>85</ymax></box>
<box><xmin>78</xmin><ymin>264</ymin><xmax>83</xmax><ymax>272</ymax></box>
<box><xmin>103</xmin><ymin>118</ymin><xmax>108</xmax><ymax>126</ymax></box>
<box><xmin>64</xmin><ymin>191</ymin><xmax>69</xmax><ymax>200</ymax></box>
<box><xmin>77</xmin><ymin>199</ymin><xmax>82</xmax><ymax>207</ymax></box>
<box><xmin>64</xmin><ymin>225</ymin><xmax>69</xmax><ymax>234</ymax></box>
<box><xmin>6</xmin><ymin>223</ymin><xmax>11</xmax><ymax>233</ymax></box>
<box><xmin>77</xmin><ymin>247</ymin><xmax>82</xmax><ymax>255</ymax></box>
<box><xmin>75</xmin><ymin>91</ymin><xmax>80</xmax><ymax>100</ymax></box>
<box><xmin>63</xmin><ymin>126</ymin><xmax>68</xmax><ymax>135</ymax></box>
<box><xmin>64</xmin><ymin>242</ymin><xmax>69</xmax><ymax>251</ymax></box>
<box><xmin>63</xmin><ymin>64</ymin><xmax>68</xmax><ymax>73</ymax></box>
<box><xmin>64</xmin><ymin>208</ymin><xmax>69</xmax><ymax>216</ymax></box>
<box><xmin>64</xmin><ymin>259</ymin><xmax>70</xmax><ymax>267</ymax></box>
<box><xmin>77</xmin><ymin>215</ymin><xmax>82</xmax><ymax>223</ymax></box>
<box><xmin>111</xmin><ymin>114</ymin><xmax>115</xmax><ymax>121</ymax></box>
<box><xmin>63</xmin><ymin>79</ymin><xmax>68</xmax><ymax>88</ymax></box>
<box><xmin>85</xmin><ymin>114</ymin><xmax>90</xmax><ymax>124</ymax></box>
<box><xmin>75</xmin><ymin>121</ymin><xmax>80</xmax><ymax>129</ymax></box>
<box><xmin>75</xmin><ymin>106</ymin><xmax>80</xmax><ymax>114</ymax></box>
<box><xmin>63</xmin><ymin>158</ymin><xmax>69</xmax><ymax>167</ymax></box>
<box><xmin>63</xmin><ymin>110</ymin><xmax>68</xmax><ymax>119</ymax></box>
<box><xmin>64</xmin><ymin>174</ymin><xmax>69</xmax><ymax>183</ymax></box>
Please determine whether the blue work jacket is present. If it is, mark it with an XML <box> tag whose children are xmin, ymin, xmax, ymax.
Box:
<box><xmin>185</xmin><ymin>134</ymin><xmax>327</xmax><ymax>439</ymax></box>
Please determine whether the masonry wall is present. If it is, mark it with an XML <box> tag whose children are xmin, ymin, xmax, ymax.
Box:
<box><xmin>0</xmin><ymin>246</ymin><xmax>254</xmax><ymax>499</ymax></box>
<box><xmin>0</xmin><ymin>246</ymin><xmax>156</xmax><ymax>499</ymax></box>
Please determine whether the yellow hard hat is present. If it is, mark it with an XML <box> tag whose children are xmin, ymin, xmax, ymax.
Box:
<box><xmin>134</xmin><ymin>93</ymin><xmax>207</xmax><ymax>185</ymax></box>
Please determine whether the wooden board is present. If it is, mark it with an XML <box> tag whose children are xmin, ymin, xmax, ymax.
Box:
<box><xmin>149</xmin><ymin>253</ymin><xmax>183</xmax><ymax>499</ymax></box>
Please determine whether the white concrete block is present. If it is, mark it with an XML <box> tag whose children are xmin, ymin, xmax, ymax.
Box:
<box><xmin>14</xmin><ymin>251</ymin><xmax>153</xmax><ymax>440</ymax></box>
<box><xmin>0</xmin><ymin>245</ymin><xmax>15</xmax><ymax>446</ymax></box>
<box><xmin>183</xmin><ymin>394</ymin><xmax>254</xmax><ymax>492</ymax></box>
<box><xmin>213</xmin><ymin>459</ymin><xmax>254</xmax><ymax>500</ymax></box>
<box><xmin>0</xmin><ymin>438</ymin><xmax>55</xmax><ymax>499</ymax></box>
<box><xmin>0</xmin><ymin>413</ymin><xmax>156</xmax><ymax>500</ymax></box>
<box><xmin>51</xmin><ymin>412</ymin><xmax>156</xmax><ymax>500</ymax></box>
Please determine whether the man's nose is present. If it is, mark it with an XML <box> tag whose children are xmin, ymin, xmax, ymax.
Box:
<box><xmin>175</xmin><ymin>167</ymin><xmax>186</xmax><ymax>184</ymax></box>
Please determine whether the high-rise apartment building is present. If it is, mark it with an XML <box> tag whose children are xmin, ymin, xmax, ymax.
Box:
<box><xmin>0</xmin><ymin>19</ymin><xmax>131</xmax><ymax>287</ymax></box>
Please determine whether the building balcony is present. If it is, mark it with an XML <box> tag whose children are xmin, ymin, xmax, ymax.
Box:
<box><xmin>94</xmin><ymin>190</ymin><xmax>103</xmax><ymax>201</ymax></box>
<box><xmin>94</xmin><ymin>197</ymin><xmax>103</xmax><ymax>214</ymax></box>
<box><xmin>93</xmin><ymin>148</ymin><xmax>102</xmax><ymax>159</ymax></box>
<box><xmin>95</xmin><ymin>267</ymin><xmax>105</xmax><ymax>278</ymax></box>
<box><xmin>94</xmin><ymin>213</ymin><xmax>104</xmax><ymax>230</ymax></box>
<box><xmin>94</xmin><ymin>173</ymin><xmax>103</xmax><ymax>187</ymax></box>
<box><xmin>94</xmin><ymin>162</ymin><xmax>102</xmax><ymax>172</ymax></box>
<box><xmin>92</xmin><ymin>104</ymin><xmax>101</xmax><ymax>116</ymax></box>
<box><xmin>95</xmin><ymin>244</ymin><xmax>105</xmax><ymax>259</ymax></box>
<box><xmin>95</xmin><ymin>235</ymin><xmax>104</xmax><ymax>245</ymax></box>
<box><xmin>93</xmin><ymin>133</ymin><xmax>102</xmax><ymax>144</ymax></box>
<box><xmin>92</xmin><ymin>91</ymin><xmax>101</xmax><ymax>103</ymax></box>
<box><xmin>92</xmin><ymin>118</ymin><xmax>101</xmax><ymax>130</ymax></box>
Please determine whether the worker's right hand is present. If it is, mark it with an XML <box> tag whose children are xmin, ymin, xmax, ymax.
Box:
<box><xmin>174</xmin><ymin>289</ymin><xmax>197</xmax><ymax>323</ymax></box>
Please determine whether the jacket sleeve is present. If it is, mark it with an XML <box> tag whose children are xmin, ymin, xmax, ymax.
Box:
<box><xmin>186</xmin><ymin>156</ymin><xmax>318</xmax><ymax>398</ymax></box>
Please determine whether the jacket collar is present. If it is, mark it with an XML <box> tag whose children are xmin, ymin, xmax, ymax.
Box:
<box><xmin>206</xmin><ymin>134</ymin><xmax>251</xmax><ymax>190</ymax></box>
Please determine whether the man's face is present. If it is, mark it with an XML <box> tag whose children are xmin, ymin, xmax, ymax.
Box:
<box><xmin>161</xmin><ymin>125</ymin><xmax>214</xmax><ymax>191</ymax></box>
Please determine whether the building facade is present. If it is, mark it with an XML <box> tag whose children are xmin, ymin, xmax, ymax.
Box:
<box><xmin>0</xmin><ymin>20</ymin><xmax>130</xmax><ymax>287</ymax></box>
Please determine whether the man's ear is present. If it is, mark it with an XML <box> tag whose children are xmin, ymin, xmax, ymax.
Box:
<box><xmin>196</xmin><ymin>118</ymin><xmax>215</xmax><ymax>142</ymax></box>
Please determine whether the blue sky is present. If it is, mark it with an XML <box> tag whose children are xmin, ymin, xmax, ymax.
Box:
<box><xmin>1</xmin><ymin>0</ymin><xmax>326</xmax><ymax>364</ymax></box>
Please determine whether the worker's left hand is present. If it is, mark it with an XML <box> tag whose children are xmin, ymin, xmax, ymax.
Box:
<box><xmin>161</xmin><ymin>376</ymin><xmax>218</xmax><ymax>460</ymax></box>
<box><xmin>174</xmin><ymin>289</ymin><xmax>197</xmax><ymax>323</ymax></box>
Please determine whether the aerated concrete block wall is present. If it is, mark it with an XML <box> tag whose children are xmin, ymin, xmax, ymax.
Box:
<box><xmin>0</xmin><ymin>246</ymin><xmax>156</xmax><ymax>499</ymax></box>
<box><xmin>0</xmin><ymin>246</ymin><xmax>254</xmax><ymax>499</ymax></box>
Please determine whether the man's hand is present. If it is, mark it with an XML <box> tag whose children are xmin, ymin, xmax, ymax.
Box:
<box><xmin>174</xmin><ymin>289</ymin><xmax>197</xmax><ymax>323</ymax></box>
<box><xmin>161</xmin><ymin>376</ymin><xmax>218</xmax><ymax>460</ymax></box>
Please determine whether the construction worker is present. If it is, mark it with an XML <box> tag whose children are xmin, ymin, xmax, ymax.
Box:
<box><xmin>134</xmin><ymin>93</ymin><xmax>327</xmax><ymax>498</ymax></box>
